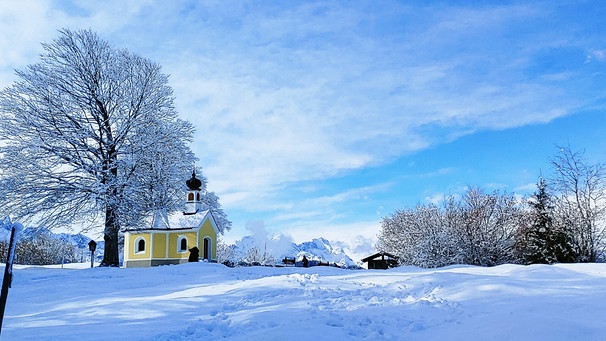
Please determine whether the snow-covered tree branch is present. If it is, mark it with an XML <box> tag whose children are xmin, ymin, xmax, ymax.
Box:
<box><xmin>0</xmin><ymin>29</ymin><xmax>200</xmax><ymax>266</ymax></box>
<box><xmin>377</xmin><ymin>188</ymin><xmax>524</xmax><ymax>267</ymax></box>
<box><xmin>550</xmin><ymin>146</ymin><xmax>606</xmax><ymax>262</ymax></box>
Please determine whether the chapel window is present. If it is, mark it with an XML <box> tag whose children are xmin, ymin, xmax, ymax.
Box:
<box><xmin>179</xmin><ymin>236</ymin><xmax>188</xmax><ymax>252</ymax></box>
<box><xmin>136</xmin><ymin>238</ymin><xmax>145</xmax><ymax>253</ymax></box>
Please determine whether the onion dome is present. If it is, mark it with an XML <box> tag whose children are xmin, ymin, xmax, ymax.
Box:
<box><xmin>186</xmin><ymin>170</ymin><xmax>202</xmax><ymax>190</ymax></box>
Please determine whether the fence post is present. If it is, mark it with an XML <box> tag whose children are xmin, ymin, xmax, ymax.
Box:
<box><xmin>0</xmin><ymin>221</ymin><xmax>23</xmax><ymax>334</ymax></box>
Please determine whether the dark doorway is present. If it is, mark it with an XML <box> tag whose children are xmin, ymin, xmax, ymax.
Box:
<box><xmin>203</xmin><ymin>238</ymin><xmax>210</xmax><ymax>260</ymax></box>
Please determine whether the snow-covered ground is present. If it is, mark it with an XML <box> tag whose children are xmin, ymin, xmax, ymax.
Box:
<box><xmin>2</xmin><ymin>262</ymin><xmax>606</xmax><ymax>340</ymax></box>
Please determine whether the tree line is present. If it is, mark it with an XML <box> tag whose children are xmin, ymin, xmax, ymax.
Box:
<box><xmin>0</xmin><ymin>233</ymin><xmax>83</xmax><ymax>265</ymax></box>
<box><xmin>377</xmin><ymin>146</ymin><xmax>606</xmax><ymax>267</ymax></box>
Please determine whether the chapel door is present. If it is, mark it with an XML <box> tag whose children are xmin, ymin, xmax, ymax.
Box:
<box><xmin>203</xmin><ymin>238</ymin><xmax>209</xmax><ymax>260</ymax></box>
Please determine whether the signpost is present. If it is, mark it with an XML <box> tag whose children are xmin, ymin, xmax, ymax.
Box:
<box><xmin>0</xmin><ymin>219</ymin><xmax>23</xmax><ymax>335</ymax></box>
<box><xmin>88</xmin><ymin>240</ymin><xmax>97</xmax><ymax>268</ymax></box>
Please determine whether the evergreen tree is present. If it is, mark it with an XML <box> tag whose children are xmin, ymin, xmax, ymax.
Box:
<box><xmin>518</xmin><ymin>177</ymin><xmax>574</xmax><ymax>264</ymax></box>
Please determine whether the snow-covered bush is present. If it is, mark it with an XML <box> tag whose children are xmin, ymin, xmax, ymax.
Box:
<box><xmin>216</xmin><ymin>239</ymin><xmax>237</xmax><ymax>266</ymax></box>
<box><xmin>0</xmin><ymin>234</ymin><xmax>80</xmax><ymax>265</ymax></box>
<box><xmin>15</xmin><ymin>235</ymin><xmax>79</xmax><ymax>265</ymax></box>
<box><xmin>378</xmin><ymin>187</ymin><xmax>524</xmax><ymax>267</ymax></box>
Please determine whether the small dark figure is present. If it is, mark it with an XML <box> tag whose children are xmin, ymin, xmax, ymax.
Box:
<box><xmin>188</xmin><ymin>246</ymin><xmax>199</xmax><ymax>262</ymax></box>
<box><xmin>302</xmin><ymin>255</ymin><xmax>309</xmax><ymax>268</ymax></box>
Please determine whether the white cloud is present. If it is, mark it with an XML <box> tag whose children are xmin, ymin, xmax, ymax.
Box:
<box><xmin>586</xmin><ymin>49</ymin><xmax>605</xmax><ymax>63</ymax></box>
<box><xmin>86</xmin><ymin>2</ymin><xmax>590</xmax><ymax>212</ymax></box>
<box><xmin>307</xmin><ymin>184</ymin><xmax>389</xmax><ymax>207</ymax></box>
<box><xmin>286</xmin><ymin>220</ymin><xmax>380</xmax><ymax>262</ymax></box>
<box><xmin>0</xmin><ymin>1</ymin><xmax>56</xmax><ymax>86</ymax></box>
<box><xmin>2</xmin><ymin>1</ymin><xmax>604</xmax><ymax>243</ymax></box>
<box><xmin>514</xmin><ymin>182</ymin><xmax>539</xmax><ymax>193</ymax></box>
<box><xmin>425</xmin><ymin>193</ymin><xmax>446</xmax><ymax>205</ymax></box>
<box><xmin>0</xmin><ymin>0</ymin><xmax>153</xmax><ymax>88</ymax></box>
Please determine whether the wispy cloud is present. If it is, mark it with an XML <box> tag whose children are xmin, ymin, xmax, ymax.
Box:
<box><xmin>586</xmin><ymin>49</ymin><xmax>606</xmax><ymax>63</ymax></box>
<box><xmin>1</xmin><ymin>1</ymin><xmax>604</xmax><ymax>245</ymax></box>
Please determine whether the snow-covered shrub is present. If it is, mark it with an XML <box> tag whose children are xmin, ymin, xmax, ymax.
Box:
<box><xmin>216</xmin><ymin>239</ymin><xmax>237</xmax><ymax>267</ymax></box>
<box><xmin>0</xmin><ymin>234</ymin><xmax>80</xmax><ymax>265</ymax></box>
<box><xmin>377</xmin><ymin>200</ymin><xmax>465</xmax><ymax>268</ymax></box>
<box><xmin>378</xmin><ymin>187</ymin><xmax>524</xmax><ymax>267</ymax></box>
<box><xmin>15</xmin><ymin>234</ymin><xmax>79</xmax><ymax>265</ymax></box>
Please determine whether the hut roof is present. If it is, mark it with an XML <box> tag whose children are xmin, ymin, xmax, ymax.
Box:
<box><xmin>361</xmin><ymin>251</ymin><xmax>400</xmax><ymax>263</ymax></box>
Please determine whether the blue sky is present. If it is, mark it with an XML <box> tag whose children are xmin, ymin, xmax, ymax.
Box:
<box><xmin>1</xmin><ymin>1</ymin><xmax>605</xmax><ymax>256</ymax></box>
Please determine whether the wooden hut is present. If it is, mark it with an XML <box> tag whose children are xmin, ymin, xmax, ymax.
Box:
<box><xmin>361</xmin><ymin>252</ymin><xmax>399</xmax><ymax>269</ymax></box>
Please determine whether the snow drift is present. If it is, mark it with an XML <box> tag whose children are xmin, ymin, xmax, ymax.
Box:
<box><xmin>2</xmin><ymin>262</ymin><xmax>606</xmax><ymax>340</ymax></box>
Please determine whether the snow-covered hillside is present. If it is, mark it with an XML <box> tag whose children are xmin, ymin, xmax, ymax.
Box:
<box><xmin>3</xmin><ymin>262</ymin><xmax>606</xmax><ymax>340</ymax></box>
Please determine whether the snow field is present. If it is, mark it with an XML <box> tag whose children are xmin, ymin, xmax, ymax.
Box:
<box><xmin>2</xmin><ymin>262</ymin><xmax>606</xmax><ymax>340</ymax></box>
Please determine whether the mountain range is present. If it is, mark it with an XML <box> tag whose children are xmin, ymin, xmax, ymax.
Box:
<box><xmin>230</xmin><ymin>235</ymin><xmax>359</xmax><ymax>268</ymax></box>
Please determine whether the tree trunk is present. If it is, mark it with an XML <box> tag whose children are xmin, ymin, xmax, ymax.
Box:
<box><xmin>100</xmin><ymin>160</ymin><xmax>120</xmax><ymax>267</ymax></box>
<box><xmin>101</xmin><ymin>205</ymin><xmax>120</xmax><ymax>267</ymax></box>
<box><xmin>100</xmin><ymin>148</ymin><xmax>120</xmax><ymax>267</ymax></box>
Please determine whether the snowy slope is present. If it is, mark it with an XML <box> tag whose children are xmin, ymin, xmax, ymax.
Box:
<box><xmin>3</xmin><ymin>262</ymin><xmax>606</xmax><ymax>340</ymax></box>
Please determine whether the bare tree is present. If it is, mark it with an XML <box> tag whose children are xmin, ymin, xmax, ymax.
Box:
<box><xmin>377</xmin><ymin>188</ymin><xmax>523</xmax><ymax>267</ymax></box>
<box><xmin>378</xmin><ymin>198</ymin><xmax>464</xmax><ymax>268</ymax></box>
<box><xmin>0</xmin><ymin>29</ymin><xmax>195</xmax><ymax>266</ymax></box>
<box><xmin>550</xmin><ymin>146</ymin><xmax>606</xmax><ymax>262</ymax></box>
<box><xmin>458</xmin><ymin>187</ymin><xmax>522</xmax><ymax>266</ymax></box>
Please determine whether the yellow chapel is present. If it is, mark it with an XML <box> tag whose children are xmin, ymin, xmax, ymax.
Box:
<box><xmin>123</xmin><ymin>171</ymin><xmax>219</xmax><ymax>268</ymax></box>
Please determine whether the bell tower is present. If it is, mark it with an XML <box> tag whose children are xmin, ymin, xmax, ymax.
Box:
<box><xmin>184</xmin><ymin>169</ymin><xmax>203</xmax><ymax>215</ymax></box>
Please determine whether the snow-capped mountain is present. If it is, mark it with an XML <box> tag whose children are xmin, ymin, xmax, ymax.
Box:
<box><xmin>230</xmin><ymin>235</ymin><xmax>359</xmax><ymax>268</ymax></box>
<box><xmin>18</xmin><ymin>226</ymin><xmax>95</xmax><ymax>248</ymax></box>
<box><xmin>0</xmin><ymin>219</ymin><xmax>91</xmax><ymax>246</ymax></box>
<box><xmin>0</xmin><ymin>216</ymin><xmax>13</xmax><ymax>242</ymax></box>
<box><xmin>293</xmin><ymin>237</ymin><xmax>357</xmax><ymax>268</ymax></box>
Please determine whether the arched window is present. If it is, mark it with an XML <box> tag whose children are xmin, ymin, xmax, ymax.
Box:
<box><xmin>178</xmin><ymin>236</ymin><xmax>188</xmax><ymax>252</ymax></box>
<box><xmin>135</xmin><ymin>238</ymin><xmax>145</xmax><ymax>253</ymax></box>
<box><xmin>196</xmin><ymin>193</ymin><xmax>201</xmax><ymax>201</ymax></box>
<box><xmin>188</xmin><ymin>193</ymin><xmax>194</xmax><ymax>201</ymax></box>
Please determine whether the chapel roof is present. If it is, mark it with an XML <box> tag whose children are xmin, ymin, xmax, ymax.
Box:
<box><xmin>124</xmin><ymin>209</ymin><xmax>213</xmax><ymax>233</ymax></box>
